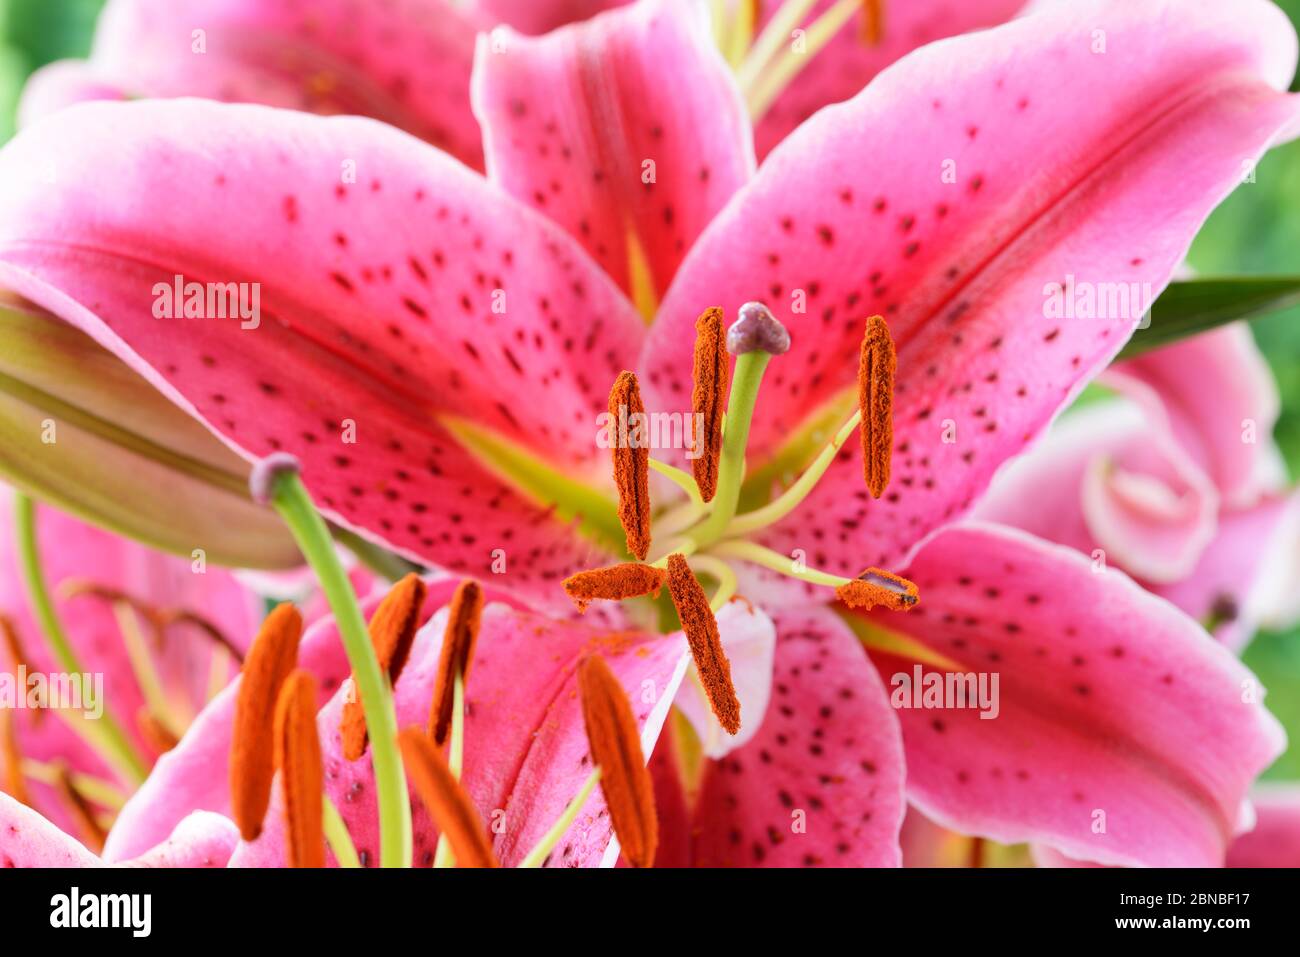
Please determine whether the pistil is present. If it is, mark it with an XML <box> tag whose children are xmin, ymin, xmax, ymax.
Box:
<box><xmin>251</xmin><ymin>454</ymin><xmax>412</xmax><ymax>869</ymax></box>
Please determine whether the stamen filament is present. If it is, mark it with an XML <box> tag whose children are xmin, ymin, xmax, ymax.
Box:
<box><xmin>725</xmin><ymin>408</ymin><xmax>862</xmax><ymax>537</ymax></box>
<box><xmin>648</xmin><ymin>457</ymin><xmax>703</xmax><ymax>505</ymax></box>
<box><xmin>688</xmin><ymin>349</ymin><xmax>773</xmax><ymax>546</ymax></box>
<box><xmin>111</xmin><ymin>601</ymin><xmax>185</xmax><ymax>741</ymax></box>
<box><xmin>517</xmin><ymin>768</ymin><xmax>602</xmax><ymax>869</ymax></box>
<box><xmin>726</xmin><ymin>0</ymin><xmax>759</xmax><ymax>67</ymax></box>
<box><xmin>746</xmin><ymin>0</ymin><xmax>861</xmax><ymax>120</ymax></box>
<box><xmin>12</xmin><ymin>493</ymin><xmax>147</xmax><ymax>783</ymax></box>
<box><xmin>432</xmin><ymin>672</ymin><xmax>467</xmax><ymax>869</ymax></box>
<box><xmin>19</xmin><ymin>758</ymin><xmax>127</xmax><ymax>809</ymax></box>
<box><xmin>706</xmin><ymin>539</ymin><xmax>849</xmax><ymax>587</ymax></box>
<box><xmin>261</xmin><ymin>466</ymin><xmax>412</xmax><ymax>869</ymax></box>
<box><xmin>737</xmin><ymin>0</ymin><xmax>818</xmax><ymax>89</ymax></box>
<box><xmin>323</xmin><ymin>794</ymin><xmax>362</xmax><ymax>868</ymax></box>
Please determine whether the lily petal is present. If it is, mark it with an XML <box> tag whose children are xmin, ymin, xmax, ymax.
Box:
<box><xmin>690</xmin><ymin>606</ymin><xmax>907</xmax><ymax>867</ymax></box>
<box><xmin>0</xmin><ymin>99</ymin><xmax>647</xmax><ymax>606</ymax></box>
<box><xmin>476</xmin><ymin>0</ymin><xmax>630</xmax><ymax>35</ymax></box>
<box><xmin>1</xmin><ymin>793</ymin><xmax>239</xmax><ymax>867</ymax></box>
<box><xmin>1106</xmin><ymin>323</ymin><xmax>1283</xmax><ymax>507</ymax></box>
<box><xmin>22</xmin><ymin>0</ymin><xmax>489</xmax><ymax>168</ymax></box>
<box><xmin>642</xmin><ymin>0</ymin><xmax>1300</xmax><ymax>575</ymax></box>
<box><xmin>753</xmin><ymin>0</ymin><xmax>1029</xmax><ymax>158</ymax></box>
<box><xmin>1225</xmin><ymin>784</ymin><xmax>1300</xmax><ymax>868</ymax></box>
<box><xmin>473</xmin><ymin>0</ymin><xmax>755</xmax><ymax>302</ymax></box>
<box><xmin>860</xmin><ymin>522</ymin><xmax>1285</xmax><ymax>868</ymax></box>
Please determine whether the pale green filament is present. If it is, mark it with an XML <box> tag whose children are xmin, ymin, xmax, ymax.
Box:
<box><xmin>323</xmin><ymin>795</ymin><xmax>362</xmax><ymax>868</ymax></box>
<box><xmin>433</xmin><ymin>672</ymin><xmax>467</xmax><ymax>869</ymax></box>
<box><xmin>648</xmin><ymin>457</ymin><xmax>703</xmax><ymax>504</ymax></box>
<box><xmin>20</xmin><ymin>759</ymin><xmax>128</xmax><ymax>809</ymax></box>
<box><xmin>737</xmin><ymin>0</ymin><xmax>819</xmax><ymax>90</ymax></box>
<box><xmin>110</xmin><ymin>601</ymin><xmax>185</xmax><ymax>740</ymax></box>
<box><xmin>745</xmin><ymin>0</ymin><xmax>862</xmax><ymax>120</ymax></box>
<box><xmin>13</xmin><ymin>493</ymin><xmax>148</xmax><ymax>784</ymax></box>
<box><xmin>706</xmin><ymin>539</ymin><xmax>850</xmax><ymax>588</ymax></box>
<box><xmin>725</xmin><ymin>408</ymin><xmax>861</xmax><ymax>537</ymax></box>
<box><xmin>518</xmin><ymin>768</ymin><xmax>602</xmax><ymax>868</ymax></box>
<box><xmin>268</xmin><ymin>473</ymin><xmax>412</xmax><ymax>869</ymax></box>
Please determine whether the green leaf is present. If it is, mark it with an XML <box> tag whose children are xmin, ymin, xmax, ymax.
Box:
<box><xmin>1116</xmin><ymin>276</ymin><xmax>1300</xmax><ymax>361</ymax></box>
<box><xmin>0</xmin><ymin>304</ymin><xmax>301</xmax><ymax>569</ymax></box>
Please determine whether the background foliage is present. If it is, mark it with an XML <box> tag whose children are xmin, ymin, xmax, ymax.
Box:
<box><xmin>1</xmin><ymin>0</ymin><xmax>1298</xmax><ymax>779</ymax></box>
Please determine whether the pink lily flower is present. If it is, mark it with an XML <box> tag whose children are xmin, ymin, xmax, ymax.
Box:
<box><xmin>0</xmin><ymin>486</ymin><xmax>260</xmax><ymax>848</ymax></box>
<box><xmin>19</xmin><ymin>0</ymin><xmax>1030</xmax><ymax>176</ymax></box>
<box><xmin>0</xmin><ymin>0</ymin><xmax>1295</xmax><ymax>867</ymax></box>
<box><xmin>976</xmin><ymin>324</ymin><xmax>1300</xmax><ymax>650</ymax></box>
<box><xmin>97</xmin><ymin>575</ymin><xmax>786</xmax><ymax>868</ymax></box>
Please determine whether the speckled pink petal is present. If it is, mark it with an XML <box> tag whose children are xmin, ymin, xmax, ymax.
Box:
<box><xmin>0</xmin><ymin>487</ymin><xmax>260</xmax><ymax>832</ymax></box>
<box><xmin>231</xmin><ymin>600</ymin><xmax>707</xmax><ymax>867</ymax></box>
<box><xmin>474</xmin><ymin>0</ymin><xmax>754</xmax><ymax>301</ymax></box>
<box><xmin>690</xmin><ymin>607</ymin><xmax>906</xmax><ymax>867</ymax></box>
<box><xmin>0</xmin><ymin>99</ymin><xmax>645</xmax><ymax>608</ymax></box>
<box><xmin>120</xmin><ymin>811</ymin><xmax>239</xmax><ymax>868</ymax></box>
<box><xmin>475</xmin><ymin>0</ymin><xmax>631</xmax><ymax>35</ymax></box>
<box><xmin>1152</xmin><ymin>494</ymin><xmax>1300</xmax><ymax>653</ymax></box>
<box><xmin>753</xmin><ymin>0</ymin><xmax>1028</xmax><ymax>158</ymax></box>
<box><xmin>641</xmin><ymin>0</ymin><xmax>1300</xmax><ymax>576</ymax></box>
<box><xmin>1106</xmin><ymin>323</ymin><xmax>1283</xmax><ymax>507</ymax></box>
<box><xmin>23</xmin><ymin>0</ymin><xmax>489</xmax><ymax>168</ymax></box>
<box><xmin>0</xmin><ymin>792</ymin><xmax>101</xmax><ymax>867</ymax></box>
<box><xmin>975</xmin><ymin>401</ymin><xmax>1220</xmax><ymax>583</ymax></box>
<box><xmin>864</xmin><ymin>522</ymin><xmax>1284</xmax><ymax>868</ymax></box>
<box><xmin>101</xmin><ymin>577</ymin><xmax>508</xmax><ymax>863</ymax></box>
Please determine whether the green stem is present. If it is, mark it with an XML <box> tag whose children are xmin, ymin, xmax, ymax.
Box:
<box><xmin>269</xmin><ymin>474</ymin><xmax>412</xmax><ymax>868</ymax></box>
<box><xmin>518</xmin><ymin>769</ymin><xmax>602</xmax><ymax>868</ymax></box>
<box><xmin>13</xmin><ymin>494</ymin><xmax>147</xmax><ymax>783</ymax></box>
<box><xmin>689</xmin><ymin>351</ymin><xmax>773</xmax><ymax>546</ymax></box>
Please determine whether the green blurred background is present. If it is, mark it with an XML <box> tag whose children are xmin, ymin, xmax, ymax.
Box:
<box><xmin>1</xmin><ymin>0</ymin><xmax>1298</xmax><ymax>778</ymax></box>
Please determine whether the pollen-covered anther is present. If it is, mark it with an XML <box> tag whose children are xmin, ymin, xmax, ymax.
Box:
<box><xmin>341</xmin><ymin>573</ymin><xmax>428</xmax><ymax>760</ymax></box>
<box><xmin>399</xmin><ymin>728</ymin><xmax>499</xmax><ymax>867</ymax></box>
<box><xmin>859</xmin><ymin>315</ymin><xmax>896</xmax><ymax>499</ymax></box>
<box><xmin>1</xmin><ymin>697</ymin><xmax>28</xmax><ymax>807</ymax></box>
<box><xmin>136</xmin><ymin>707</ymin><xmax>179</xmax><ymax>754</ymax></box>
<box><xmin>665</xmin><ymin>553</ymin><xmax>741</xmax><ymax>734</ymax></box>
<box><xmin>860</xmin><ymin>0</ymin><xmax>884</xmax><ymax>45</ymax></box>
<box><xmin>0</xmin><ymin>614</ymin><xmax>40</xmax><ymax>726</ymax></box>
<box><xmin>609</xmin><ymin>371</ymin><xmax>652</xmax><ymax>560</ymax></box>
<box><xmin>690</xmin><ymin>306</ymin><xmax>730</xmax><ymax>502</ymax></box>
<box><xmin>230</xmin><ymin>602</ymin><xmax>303</xmax><ymax>841</ymax></box>
<box><xmin>578</xmin><ymin>655</ymin><xmax>658</xmax><ymax>868</ymax></box>
<box><xmin>54</xmin><ymin>762</ymin><xmax>106</xmax><ymax>853</ymax></box>
<box><xmin>836</xmin><ymin>568</ymin><xmax>919</xmax><ymax>612</ymax></box>
<box><xmin>428</xmin><ymin>579</ymin><xmax>483</xmax><ymax>747</ymax></box>
<box><xmin>562</xmin><ymin>564</ymin><xmax>667</xmax><ymax>613</ymax></box>
<box><xmin>275</xmin><ymin>670</ymin><xmax>326</xmax><ymax>868</ymax></box>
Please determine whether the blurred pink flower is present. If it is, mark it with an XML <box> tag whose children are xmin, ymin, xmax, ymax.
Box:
<box><xmin>977</xmin><ymin>324</ymin><xmax>1300</xmax><ymax>651</ymax></box>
